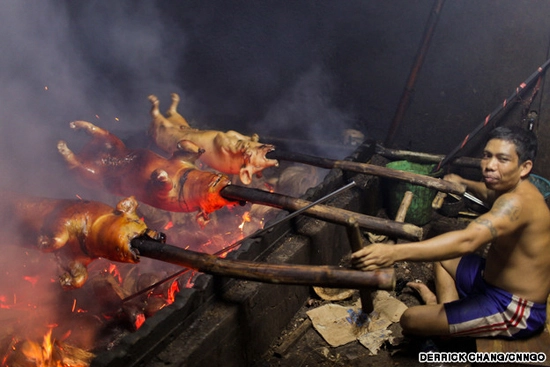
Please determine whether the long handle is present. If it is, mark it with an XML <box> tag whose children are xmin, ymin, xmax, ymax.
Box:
<box><xmin>435</xmin><ymin>57</ymin><xmax>550</xmax><ymax>172</ymax></box>
<box><xmin>131</xmin><ymin>238</ymin><xmax>395</xmax><ymax>290</ymax></box>
<box><xmin>221</xmin><ymin>185</ymin><xmax>423</xmax><ymax>241</ymax></box>
<box><xmin>267</xmin><ymin>150</ymin><xmax>466</xmax><ymax>195</ymax></box>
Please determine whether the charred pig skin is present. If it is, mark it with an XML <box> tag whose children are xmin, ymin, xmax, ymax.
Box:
<box><xmin>2</xmin><ymin>195</ymin><xmax>155</xmax><ymax>289</ymax></box>
<box><xmin>148</xmin><ymin>93</ymin><xmax>279</xmax><ymax>185</ymax></box>
<box><xmin>57</xmin><ymin>120</ymin><xmax>233</xmax><ymax>223</ymax></box>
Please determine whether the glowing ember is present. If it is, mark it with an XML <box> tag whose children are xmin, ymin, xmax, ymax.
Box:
<box><xmin>135</xmin><ymin>314</ymin><xmax>146</xmax><ymax>330</ymax></box>
<box><xmin>106</xmin><ymin>263</ymin><xmax>122</xmax><ymax>284</ymax></box>
<box><xmin>166</xmin><ymin>280</ymin><xmax>180</xmax><ymax>304</ymax></box>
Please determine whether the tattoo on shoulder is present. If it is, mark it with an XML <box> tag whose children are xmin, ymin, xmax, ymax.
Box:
<box><xmin>491</xmin><ymin>197</ymin><xmax>520</xmax><ymax>221</ymax></box>
<box><xmin>473</xmin><ymin>218</ymin><xmax>497</xmax><ymax>239</ymax></box>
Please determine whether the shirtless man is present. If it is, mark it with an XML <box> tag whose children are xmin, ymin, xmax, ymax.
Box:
<box><xmin>352</xmin><ymin>126</ymin><xmax>550</xmax><ymax>339</ymax></box>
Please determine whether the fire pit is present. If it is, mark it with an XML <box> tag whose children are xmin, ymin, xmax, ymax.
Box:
<box><xmin>0</xmin><ymin>138</ymin><xmax>405</xmax><ymax>367</ymax></box>
<box><xmin>90</xmin><ymin>141</ymin><xmax>386</xmax><ymax>367</ymax></box>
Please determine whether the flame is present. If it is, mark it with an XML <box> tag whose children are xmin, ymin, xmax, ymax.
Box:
<box><xmin>4</xmin><ymin>328</ymin><xmax>93</xmax><ymax>367</ymax></box>
<box><xmin>16</xmin><ymin>329</ymin><xmax>58</xmax><ymax>367</ymax></box>
<box><xmin>166</xmin><ymin>281</ymin><xmax>180</xmax><ymax>304</ymax></box>
<box><xmin>164</xmin><ymin>221</ymin><xmax>174</xmax><ymax>230</ymax></box>
<box><xmin>237</xmin><ymin>211</ymin><xmax>251</xmax><ymax>233</ymax></box>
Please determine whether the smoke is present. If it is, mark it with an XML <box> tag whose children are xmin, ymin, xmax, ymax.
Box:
<box><xmin>0</xmin><ymin>2</ymin><xmax>186</xmax><ymax>198</ymax></box>
<box><xmin>0</xmin><ymin>1</ymin><xmax>372</xmax><ymax>351</ymax></box>
<box><xmin>0</xmin><ymin>1</ymin><xmax>370</xmax><ymax>199</ymax></box>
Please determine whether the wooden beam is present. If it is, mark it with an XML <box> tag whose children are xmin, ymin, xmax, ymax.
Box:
<box><xmin>221</xmin><ymin>185</ymin><xmax>423</xmax><ymax>241</ymax></box>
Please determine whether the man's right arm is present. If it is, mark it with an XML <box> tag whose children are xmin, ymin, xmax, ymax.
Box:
<box><xmin>444</xmin><ymin>173</ymin><xmax>491</xmax><ymax>202</ymax></box>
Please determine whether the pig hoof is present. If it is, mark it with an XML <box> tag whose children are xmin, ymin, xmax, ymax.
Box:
<box><xmin>59</xmin><ymin>263</ymin><xmax>87</xmax><ymax>289</ymax></box>
<box><xmin>57</xmin><ymin>141</ymin><xmax>70</xmax><ymax>155</ymax></box>
<box><xmin>148</xmin><ymin>95</ymin><xmax>160</xmax><ymax>116</ymax></box>
<box><xmin>169</xmin><ymin>93</ymin><xmax>180</xmax><ymax>112</ymax></box>
<box><xmin>70</xmin><ymin>120</ymin><xmax>95</xmax><ymax>132</ymax></box>
<box><xmin>59</xmin><ymin>273</ymin><xmax>74</xmax><ymax>288</ymax></box>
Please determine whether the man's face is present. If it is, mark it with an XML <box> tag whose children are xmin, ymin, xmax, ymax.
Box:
<box><xmin>481</xmin><ymin>138</ymin><xmax>531</xmax><ymax>192</ymax></box>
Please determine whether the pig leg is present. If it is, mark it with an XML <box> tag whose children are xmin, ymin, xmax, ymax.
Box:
<box><xmin>69</xmin><ymin>120</ymin><xmax>127</xmax><ymax>152</ymax></box>
<box><xmin>166</xmin><ymin>93</ymin><xmax>190</xmax><ymax>127</ymax></box>
<box><xmin>149</xmin><ymin>94</ymin><xmax>181</xmax><ymax>133</ymax></box>
<box><xmin>148</xmin><ymin>94</ymin><xmax>162</xmax><ymax>119</ymax></box>
<box><xmin>57</xmin><ymin>140</ymin><xmax>100</xmax><ymax>183</ymax></box>
<box><xmin>36</xmin><ymin>227</ymin><xmax>69</xmax><ymax>252</ymax></box>
<box><xmin>58</xmin><ymin>261</ymin><xmax>88</xmax><ymax>289</ymax></box>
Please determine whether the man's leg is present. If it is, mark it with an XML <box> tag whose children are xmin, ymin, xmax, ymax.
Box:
<box><xmin>435</xmin><ymin>258</ymin><xmax>461</xmax><ymax>303</ymax></box>
<box><xmin>399</xmin><ymin>258</ymin><xmax>462</xmax><ymax>336</ymax></box>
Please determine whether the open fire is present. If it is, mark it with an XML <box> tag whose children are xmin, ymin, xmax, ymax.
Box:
<box><xmin>0</xmin><ymin>161</ymin><xmax>323</xmax><ymax>367</ymax></box>
<box><xmin>0</xmin><ymin>198</ymin><xmax>256</xmax><ymax>366</ymax></box>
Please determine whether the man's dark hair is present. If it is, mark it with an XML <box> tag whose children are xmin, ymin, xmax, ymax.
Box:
<box><xmin>488</xmin><ymin>126</ymin><xmax>537</xmax><ymax>164</ymax></box>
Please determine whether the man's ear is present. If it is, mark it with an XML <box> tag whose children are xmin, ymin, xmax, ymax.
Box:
<box><xmin>520</xmin><ymin>160</ymin><xmax>533</xmax><ymax>179</ymax></box>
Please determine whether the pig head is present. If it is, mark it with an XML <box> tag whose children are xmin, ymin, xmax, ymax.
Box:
<box><xmin>3</xmin><ymin>194</ymin><xmax>159</xmax><ymax>289</ymax></box>
<box><xmin>57</xmin><ymin>120</ymin><xmax>234</xmax><ymax>224</ymax></box>
<box><xmin>148</xmin><ymin>93</ymin><xmax>279</xmax><ymax>185</ymax></box>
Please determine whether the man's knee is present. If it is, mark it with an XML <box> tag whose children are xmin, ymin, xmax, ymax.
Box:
<box><xmin>399</xmin><ymin>309</ymin><xmax>415</xmax><ymax>333</ymax></box>
<box><xmin>399</xmin><ymin>306</ymin><xmax>450</xmax><ymax>336</ymax></box>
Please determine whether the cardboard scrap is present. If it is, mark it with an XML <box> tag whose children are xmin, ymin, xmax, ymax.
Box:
<box><xmin>358</xmin><ymin>329</ymin><xmax>394</xmax><ymax>355</ymax></box>
<box><xmin>307</xmin><ymin>290</ymin><xmax>408</xmax><ymax>353</ymax></box>
<box><xmin>371</xmin><ymin>290</ymin><xmax>408</xmax><ymax>322</ymax></box>
<box><xmin>306</xmin><ymin>303</ymin><xmax>366</xmax><ymax>347</ymax></box>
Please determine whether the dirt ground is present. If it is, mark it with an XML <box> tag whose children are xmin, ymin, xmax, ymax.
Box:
<box><xmin>254</xmin><ymin>213</ymin><xmax>480</xmax><ymax>367</ymax></box>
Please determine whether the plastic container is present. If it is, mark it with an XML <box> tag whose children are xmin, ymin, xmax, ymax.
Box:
<box><xmin>384</xmin><ymin>160</ymin><xmax>439</xmax><ymax>226</ymax></box>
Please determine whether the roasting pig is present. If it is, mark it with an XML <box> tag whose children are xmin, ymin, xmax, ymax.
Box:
<box><xmin>0</xmin><ymin>194</ymin><xmax>163</xmax><ymax>289</ymax></box>
<box><xmin>57</xmin><ymin>120</ymin><xmax>234</xmax><ymax>224</ymax></box>
<box><xmin>148</xmin><ymin>93</ymin><xmax>279</xmax><ymax>185</ymax></box>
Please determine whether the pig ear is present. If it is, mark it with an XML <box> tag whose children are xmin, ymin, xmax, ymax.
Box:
<box><xmin>239</xmin><ymin>168</ymin><xmax>252</xmax><ymax>185</ymax></box>
<box><xmin>116</xmin><ymin>196</ymin><xmax>138</xmax><ymax>214</ymax></box>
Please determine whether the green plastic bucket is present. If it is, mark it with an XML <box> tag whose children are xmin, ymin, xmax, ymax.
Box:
<box><xmin>384</xmin><ymin>160</ymin><xmax>438</xmax><ymax>226</ymax></box>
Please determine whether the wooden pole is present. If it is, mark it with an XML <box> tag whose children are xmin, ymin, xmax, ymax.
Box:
<box><xmin>384</xmin><ymin>0</ymin><xmax>446</xmax><ymax>147</ymax></box>
<box><xmin>347</xmin><ymin>191</ymin><xmax>413</xmax><ymax>314</ymax></box>
<box><xmin>375</xmin><ymin>144</ymin><xmax>481</xmax><ymax>168</ymax></box>
<box><xmin>131</xmin><ymin>238</ymin><xmax>396</xmax><ymax>290</ymax></box>
<box><xmin>347</xmin><ymin>217</ymin><xmax>375</xmax><ymax>313</ymax></box>
<box><xmin>395</xmin><ymin>191</ymin><xmax>414</xmax><ymax>223</ymax></box>
<box><xmin>220</xmin><ymin>185</ymin><xmax>423</xmax><ymax>241</ymax></box>
<box><xmin>267</xmin><ymin>150</ymin><xmax>466</xmax><ymax>195</ymax></box>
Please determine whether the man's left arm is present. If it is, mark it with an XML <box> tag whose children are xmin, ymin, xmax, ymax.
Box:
<box><xmin>351</xmin><ymin>194</ymin><xmax>523</xmax><ymax>271</ymax></box>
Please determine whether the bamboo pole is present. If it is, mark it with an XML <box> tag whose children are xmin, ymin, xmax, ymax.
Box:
<box><xmin>384</xmin><ymin>0</ymin><xmax>446</xmax><ymax>147</ymax></box>
<box><xmin>131</xmin><ymin>238</ymin><xmax>396</xmax><ymax>290</ymax></box>
<box><xmin>435</xmin><ymin>57</ymin><xmax>550</xmax><ymax>172</ymax></box>
<box><xmin>375</xmin><ymin>144</ymin><xmax>481</xmax><ymax>168</ymax></box>
<box><xmin>220</xmin><ymin>185</ymin><xmax>423</xmax><ymax>241</ymax></box>
<box><xmin>267</xmin><ymin>150</ymin><xmax>466</xmax><ymax>195</ymax></box>
<box><xmin>347</xmin><ymin>217</ymin><xmax>375</xmax><ymax>313</ymax></box>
